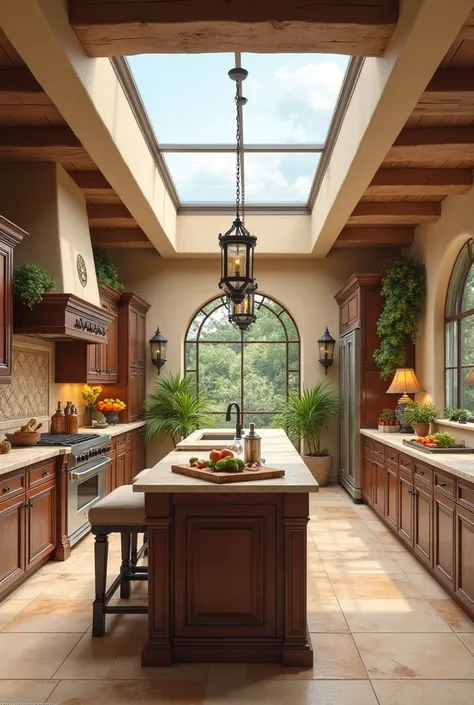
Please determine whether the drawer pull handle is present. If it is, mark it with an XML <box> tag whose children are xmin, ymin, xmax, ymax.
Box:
<box><xmin>416</xmin><ymin>471</ymin><xmax>424</xmax><ymax>476</ymax></box>
<box><xmin>2</xmin><ymin>486</ymin><xmax>10</xmax><ymax>493</ymax></box>
<box><xmin>439</xmin><ymin>481</ymin><xmax>447</xmax><ymax>487</ymax></box>
<box><xmin>42</xmin><ymin>470</ymin><xmax>48</xmax><ymax>477</ymax></box>
<box><xmin>369</xmin><ymin>460</ymin><xmax>376</xmax><ymax>466</ymax></box>
<box><xmin>364</xmin><ymin>442</ymin><xmax>369</xmax><ymax>448</ymax></box>
<box><xmin>389</xmin><ymin>455</ymin><xmax>394</xmax><ymax>461</ymax></box>
<box><xmin>408</xmin><ymin>489</ymin><xmax>417</xmax><ymax>496</ymax></box>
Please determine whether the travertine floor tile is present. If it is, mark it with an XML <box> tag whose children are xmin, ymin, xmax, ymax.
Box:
<box><xmin>312</xmin><ymin>531</ymin><xmax>382</xmax><ymax>551</ymax></box>
<box><xmin>311</xmin><ymin>634</ymin><xmax>367</xmax><ymax>679</ymax></box>
<box><xmin>54</xmin><ymin>632</ymin><xmax>141</xmax><ymax>679</ymax></box>
<box><xmin>364</xmin><ymin>520</ymin><xmax>390</xmax><ymax>533</ymax></box>
<box><xmin>49</xmin><ymin>679</ymin><xmax>206</xmax><ymax>704</ymax></box>
<box><xmin>0</xmin><ymin>633</ymin><xmax>82</xmax><ymax>679</ymax></box>
<box><xmin>307</xmin><ymin>597</ymin><xmax>350</xmax><ymax>633</ymax></box>
<box><xmin>107</xmin><ymin>655</ymin><xmax>209</xmax><ymax>680</ymax></box>
<box><xmin>307</xmin><ymin>576</ymin><xmax>335</xmax><ymax>599</ymax></box>
<box><xmin>354</xmin><ymin>633</ymin><xmax>474</xmax><ymax>679</ymax></box>
<box><xmin>310</xmin><ymin>507</ymin><xmax>360</xmax><ymax>519</ymax></box>
<box><xmin>39</xmin><ymin>573</ymin><xmax>117</xmax><ymax>599</ymax></box>
<box><xmin>5</xmin><ymin>572</ymin><xmax>55</xmax><ymax>600</ymax></box>
<box><xmin>319</xmin><ymin>550</ymin><xmax>404</xmax><ymax>576</ymax></box>
<box><xmin>309</xmin><ymin>519</ymin><xmax>370</xmax><ymax>533</ymax></box>
<box><xmin>4</xmin><ymin>599</ymin><xmax>92</xmax><ymax>633</ymax></box>
<box><xmin>61</xmin><ymin>551</ymin><xmax>122</xmax><ymax>574</ymax></box>
<box><xmin>429</xmin><ymin>599</ymin><xmax>474</xmax><ymax>632</ymax></box>
<box><xmin>372</xmin><ymin>679</ymin><xmax>474</xmax><ymax>705</ymax></box>
<box><xmin>387</xmin><ymin>550</ymin><xmax>428</xmax><ymax>573</ymax></box>
<box><xmin>458</xmin><ymin>633</ymin><xmax>474</xmax><ymax>655</ymax></box>
<box><xmin>204</xmin><ymin>679</ymin><xmax>378</xmax><ymax>704</ymax></box>
<box><xmin>0</xmin><ymin>680</ymin><xmax>59</xmax><ymax>703</ymax></box>
<box><xmin>0</xmin><ymin>599</ymin><xmax>31</xmax><ymax>629</ymax></box>
<box><xmin>375</xmin><ymin>533</ymin><xmax>410</xmax><ymax>551</ymax></box>
<box><xmin>405</xmin><ymin>572</ymin><xmax>452</xmax><ymax>599</ymax></box>
<box><xmin>306</xmin><ymin>554</ymin><xmax>326</xmax><ymax>575</ymax></box>
<box><xmin>328</xmin><ymin>573</ymin><xmax>423</xmax><ymax>599</ymax></box>
<box><xmin>339</xmin><ymin>598</ymin><xmax>451</xmax><ymax>633</ymax></box>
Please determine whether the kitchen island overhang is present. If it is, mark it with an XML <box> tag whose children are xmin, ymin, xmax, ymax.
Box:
<box><xmin>133</xmin><ymin>429</ymin><xmax>319</xmax><ymax>667</ymax></box>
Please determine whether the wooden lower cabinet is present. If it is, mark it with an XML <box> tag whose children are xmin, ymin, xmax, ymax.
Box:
<box><xmin>115</xmin><ymin>450</ymin><xmax>126</xmax><ymax>488</ymax></box>
<box><xmin>106</xmin><ymin>429</ymin><xmax>146</xmax><ymax>494</ymax></box>
<box><xmin>433</xmin><ymin>491</ymin><xmax>455</xmax><ymax>590</ymax></box>
<box><xmin>362</xmin><ymin>436</ymin><xmax>474</xmax><ymax>621</ymax></box>
<box><xmin>0</xmin><ymin>495</ymin><xmax>25</xmax><ymax>595</ymax></box>
<box><xmin>26</xmin><ymin>481</ymin><xmax>56</xmax><ymax>567</ymax></box>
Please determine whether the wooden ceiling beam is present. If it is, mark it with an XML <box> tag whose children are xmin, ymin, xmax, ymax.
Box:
<box><xmin>414</xmin><ymin>70</ymin><xmax>474</xmax><ymax>115</ymax></box>
<box><xmin>69</xmin><ymin>0</ymin><xmax>398</xmax><ymax>57</ymax></box>
<box><xmin>366</xmin><ymin>168</ymin><xmax>473</xmax><ymax>196</ymax></box>
<box><xmin>0</xmin><ymin>69</ymin><xmax>51</xmax><ymax>105</ymax></box>
<box><xmin>0</xmin><ymin>127</ymin><xmax>88</xmax><ymax>162</ymax></box>
<box><xmin>69</xmin><ymin>170</ymin><xmax>114</xmax><ymax>196</ymax></box>
<box><xmin>86</xmin><ymin>203</ymin><xmax>135</xmax><ymax>227</ymax></box>
<box><xmin>90</xmin><ymin>228</ymin><xmax>153</xmax><ymax>249</ymax></box>
<box><xmin>458</xmin><ymin>9</ymin><xmax>474</xmax><ymax>39</ymax></box>
<box><xmin>348</xmin><ymin>201</ymin><xmax>441</xmax><ymax>225</ymax></box>
<box><xmin>386</xmin><ymin>128</ymin><xmax>474</xmax><ymax>161</ymax></box>
<box><xmin>333</xmin><ymin>227</ymin><xmax>414</xmax><ymax>248</ymax></box>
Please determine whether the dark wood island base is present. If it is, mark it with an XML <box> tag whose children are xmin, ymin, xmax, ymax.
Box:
<box><xmin>141</xmin><ymin>492</ymin><xmax>313</xmax><ymax>667</ymax></box>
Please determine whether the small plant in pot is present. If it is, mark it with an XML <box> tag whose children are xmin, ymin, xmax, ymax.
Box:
<box><xmin>271</xmin><ymin>382</ymin><xmax>340</xmax><ymax>486</ymax></box>
<box><xmin>443</xmin><ymin>408</ymin><xmax>470</xmax><ymax>424</ymax></box>
<box><xmin>13</xmin><ymin>263</ymin><xmax>55</xmax><ymax>309</ymax></box>
<box><xmin>378</xmin><ymin>408</ymin><xmax>399</xmax><ymax>433</ymax></box>
<box><xmin>403</xmin><ymin>401</ymin><xmax>438</xmax><ymax>437</ymax></box>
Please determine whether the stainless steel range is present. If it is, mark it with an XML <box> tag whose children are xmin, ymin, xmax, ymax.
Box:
<box><xmin>36</xmin><ymin>433</ymin><xmax>111</xmax><ymax>545</ymax></box>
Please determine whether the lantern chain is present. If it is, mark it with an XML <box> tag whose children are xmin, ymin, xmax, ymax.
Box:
<box><xmin>235</xmin><ymin>84</ymin><xmax>241</xmax><ymax>220</ymax></box>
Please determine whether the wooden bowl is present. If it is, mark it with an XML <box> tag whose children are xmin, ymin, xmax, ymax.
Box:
<box><xmin>5</xmin><ymin>431</ymin><xmax>41</xmax><ymax>447</ymax></box>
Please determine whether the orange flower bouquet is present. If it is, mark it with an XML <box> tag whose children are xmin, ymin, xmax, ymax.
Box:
<box><xmin>96</xmin><ymin>398</ymin><xmax>126</xmax><ymax>425</ymax></box>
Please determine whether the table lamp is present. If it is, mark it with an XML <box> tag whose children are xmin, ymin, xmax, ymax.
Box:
<box><xmin>387</xmin><ymin>368</ymin><xmax>425</xmax><ymax>433</ymax></box>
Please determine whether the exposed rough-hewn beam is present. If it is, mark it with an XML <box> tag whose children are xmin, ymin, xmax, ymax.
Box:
<box><xmin>69</xmin><ymin>0</ymin><xmax>398</xmax><ymax>57</ymax></box>
<box><xmin>87</xmin><ymin>203</ymin><xmax>135</xmax><ymax>227</ymax></box>
<box><xmin>348</xmin><ymin>201</ymin><xmax>441</xmax><ymax>225</ymax></box>
<box><xmin>0</xmin><ymin>127</ymin><xmax>88</xmax><ymax>161</ymax></box>
<box><xmin>333</xmin><ymin>226</ymin><xmax>414</xmax><ymax>248</ymax></box>
<box><xmin>414</xmin><ymin>70</ymin><xmax>474</xmax><ymax>115</ymax></box>
<box><xmin>459</xmin><ymin>8</ymin><xmax>474</xmax><ymax>38</ymax></box>
<box><xmin>69</xmin><ymin>170</ymin><xmax>113</xmax><ymax>196</ymax></box>
<box><xmin>366</xmin><ymin>168</ymin><xmax>473</xmax><ymax>196</ymax></box>
<box><xmin>386</xmin><ymin>128</ymin><xmax>474</xmax><ymax>161</ymax></box>
<box><xmin>90</xmin><ymin>228</ymin><xmax>152</xmax><ymax>248</ymax></box>
<box><xmin>0</xmin><ymin>68</ymin><xmax>51</xmax><ymax>104</ymax></box>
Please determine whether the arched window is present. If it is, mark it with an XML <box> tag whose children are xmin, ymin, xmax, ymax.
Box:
<box><xmin>185</xmin><ymin>294</ymin><xmax>300</xmax><ymax>429</ymax></box>
<box><xmin>445</xmin><ymin>239</ymin><xmax>474</xmax><ymax>414</ymax></box>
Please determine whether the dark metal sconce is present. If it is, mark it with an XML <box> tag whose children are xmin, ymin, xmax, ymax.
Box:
<box><xmin>149</xmin><ymin>327</ymin><xmax>167</xmax><ymax>374</ymax></box>
<box><xmin>318</xmin><ymin>327</ymin><xmax>335</xmax><ymax>374</ymax></box>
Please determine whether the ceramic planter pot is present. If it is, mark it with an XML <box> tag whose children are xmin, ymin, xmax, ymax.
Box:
<box><xmin>103</xmin><ymin>411</ymin><xmax>120</xmax><ymax>425</ymax></box>
<box><xmin>303</xmin><ymin>454</ymin><xmax>332</xmax><ymax>486</ymax></box>
<box><xmin>413</xmin><ymin>423</ymin><xmax>430</xmax><ymax>437</ymax></box>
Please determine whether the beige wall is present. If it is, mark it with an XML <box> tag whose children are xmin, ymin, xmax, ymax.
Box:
<box><xmin>409</xmin><ymin>187</ymin><xmax>474</xmax><ymax>409</ymax></box>
<box><xmin>112</xmin><ymin>247</ymin><xmax>399</xmax><ymax>468</ymax></box>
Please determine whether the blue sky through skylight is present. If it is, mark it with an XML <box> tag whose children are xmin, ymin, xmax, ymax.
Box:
<box><xmin>127</xmin><ymin>53</ymin><xmax>349</xmax><ymax>205</ymax></box>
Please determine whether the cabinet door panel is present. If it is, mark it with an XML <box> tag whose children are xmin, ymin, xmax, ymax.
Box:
<box><xmin>115</xmin><ymin>451</ymin><xmax>126</xmax><ymax>488</ymax></box>
<box><xmin>456</xmin><ymin>505</ymin><xmax>474</xmax><ymax>614</ymax></box>
<box><xmin>26</xmin><ymin>483</ymin><xmax>56</xmax><ymax>567</ymax></box>
<box><xmin>373</xmin><ymin>462</ymin><xmax>386</xmax><ymax>516</ymax></box>
<box><xmin>385</xmin><ymin>465</ymin><xmax>398</xmax><ymax>530</ymax></box>
<box><xmin>433</xmin><ymin>492</ymin><xmax>455</xmax><ymax>590</ymax></box>
<box><xmin>0</xmin><ymin>496</ymin><xmax>25</xmax><ymax>594</ymax></box>
<box><xmin>362</xmin><ymin>456</ymin><xmax>374</xmax><ymax>504</ymax></box>
<box><xmin>413</xmin><ymin>482</ymin><xmax>432</xmax><ymax>566</ymax></box>
<box><xmin>131</xmin><ymin>429</ymin><xmax>146</xmax><ymax>480</ymax></box>
<box><xmin>398</xmin><ymin>471</ymin><xmax>413</xmax><ymax>547</ymax></box>
<box><xmin>129</xmin><ymin>367</ymin><xmax>145</xmax><ymax>421</ymax></box>
<box><xmin>0</xmin><ymin>242</ymin><xmax>12</xmax><ymax>381</ymax></box>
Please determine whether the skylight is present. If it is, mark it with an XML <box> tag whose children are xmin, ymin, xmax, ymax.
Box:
<box><xmin>125</xmin><ymin>52</ymin><xmax>351</xmax><ymax>210</ymax></box>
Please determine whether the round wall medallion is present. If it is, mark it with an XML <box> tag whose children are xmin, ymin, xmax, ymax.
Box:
<box><xmin>76</xmin><ymin>254</ymin><xmax>88</xmax><ymax>287</ymax></box>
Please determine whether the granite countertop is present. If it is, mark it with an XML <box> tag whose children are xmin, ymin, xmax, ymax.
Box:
<box><xmin>361</xmin><ymin>429</ymin><xmax>474</xmax><ymax>484</ymax></box>
<box><xmin>0</xmin><ymin>421</ymin><xmax>146</xmax><ymax>478</ymax></box>
<box><xmin>134</xmin><ymin>428</ymin><xmax>319</xmax><ymax>494</ymax></box>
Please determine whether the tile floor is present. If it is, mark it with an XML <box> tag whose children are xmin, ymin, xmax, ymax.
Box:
<box><xmin>0</xmin><ymin>486</ymin><xmax>473</xmax><ymax>704</ymax></box>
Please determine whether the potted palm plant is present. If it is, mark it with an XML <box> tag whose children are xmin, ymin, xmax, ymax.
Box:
<box><xmin>272</xmin><ymin>382</ymin><xmax>340</xmax><ymax>486</ymax></box>
<box><xmin>143</xmin><ymin>372</ymin><xmax>214</xmax><ymax>447</ymax></box>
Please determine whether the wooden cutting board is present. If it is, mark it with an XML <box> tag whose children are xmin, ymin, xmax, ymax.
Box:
<box><xmin>171</xmin><ymin>463</ymin><xmax>285</xmax><ymax>484</ymax></box>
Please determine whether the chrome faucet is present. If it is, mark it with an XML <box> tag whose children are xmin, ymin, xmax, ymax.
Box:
<box><xmin>226</xmin><ymin>402</ymin><xmax>243</xmax><ymax>439</ymax></box>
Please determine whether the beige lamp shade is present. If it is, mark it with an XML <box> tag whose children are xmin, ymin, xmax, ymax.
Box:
<box><xmin>387</xmin><ymin>368</ymin><xmax>425</xmax><ymax>395</ymax></box>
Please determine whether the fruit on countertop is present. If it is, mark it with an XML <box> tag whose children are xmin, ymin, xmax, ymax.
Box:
<box><xmin>414</xmin><ymin>432</ymin><xmax>457</xmax><ymax>448</ymax></box>
<box><xmin>215</xmin><ymin>456</ymin><xmax>241</xmax><ymax>473</ymax></box>
<box><xmin>189</xmin><ymin>457</ymin><xmax>199</xmax><ymax>465</ymax></box>
<box><xmin>220</xmin><ymin>448</ymin><xmax>234</xmax><ymax>459</ymax></box>
<box><xmin>209</xmin><ymin>449</ymin><xmax>222</xmax><ymax>463</ymax></box>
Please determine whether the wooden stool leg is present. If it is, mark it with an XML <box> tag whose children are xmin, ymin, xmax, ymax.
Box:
<box><xmin>120</xmin><ymin>532</ymin><xmax>131</xmax><ymax>599</ymax></box>
<box><xmin>130</xmin><ymin>532</ymin><xmax>138</xmax><ymax>573</ymax></box>
<box><xmin>143</xmin><ymin>531</ymin><xmax>148</xmax><ymax>557</ymax></box>
<box><xmin>92</xmin><ymin>532</ymin><xmax>109</xmax><ymax>637</ymax></box>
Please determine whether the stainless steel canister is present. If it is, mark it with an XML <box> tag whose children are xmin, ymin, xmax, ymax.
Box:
<box><xmin>244</xmin><ymin>423</ymin><xmax>261</xmax><ymax>464</ymax></box>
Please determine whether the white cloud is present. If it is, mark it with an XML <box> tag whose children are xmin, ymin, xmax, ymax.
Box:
<box><xmin>275</xmin><ymin>61</ymin><xmax>346</xmax><ymax>112</ymax></box>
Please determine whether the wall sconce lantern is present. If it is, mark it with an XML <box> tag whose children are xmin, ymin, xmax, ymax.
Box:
<box><xmin>318</xmin><ymin>327</ymin><xmax>336</xmax><ymax>374</ymax></box>
<box><xmin>149</xmin><ymin>327</ymin><xmax>167</xmax><ymax>374</ymax></box>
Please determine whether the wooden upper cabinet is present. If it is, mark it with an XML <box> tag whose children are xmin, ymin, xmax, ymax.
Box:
<box><xmin>118</xmin><ymin>293</ymin><xmax>151</xmax><ymax>422</ymax></box>
<box><xmin>335</xmin><ymin>274</ymin><xmax>382</xmax><ymax>336</ymax></box>
<box><xmin>0</xmin><ymin>216</ymin><xmax>27</xmax><ymax>384</ymax></box>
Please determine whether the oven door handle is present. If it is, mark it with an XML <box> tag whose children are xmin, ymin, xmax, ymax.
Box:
<box><xmin>70</xmin><ymin>457</ymin><xmax>111</xmax><ymax>481</ymax></box>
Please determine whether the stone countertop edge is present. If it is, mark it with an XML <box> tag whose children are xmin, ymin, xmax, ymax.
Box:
<box><xmin>361</xmin><ymin>429</ymin><xmax>474</xmax><ymax>483</ymax></box>
<box><xmin>134</xmin><ymin>428</ymin><xmax>319</xmax><ymax>494</ymax></box>
<box><xmin>0</xmin><ymin>421</ymin><xmax>145</xmax><ymax>477</ymax></box>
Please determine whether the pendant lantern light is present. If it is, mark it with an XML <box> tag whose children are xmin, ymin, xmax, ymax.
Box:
<box><xmin>227</xmin><ymin>284</ymin><xmax>257</xmax><ymax>331</ymax></box>
<box><xmin>219</xmin><ymin>66</ymin><xmax>257</xmax><ymax>306</ymax></box>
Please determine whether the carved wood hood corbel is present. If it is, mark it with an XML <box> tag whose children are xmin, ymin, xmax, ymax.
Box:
<box><xmin>14</xmin><ymin>293</ymin><xmax>114</xmax><ymax>343</ymax></box>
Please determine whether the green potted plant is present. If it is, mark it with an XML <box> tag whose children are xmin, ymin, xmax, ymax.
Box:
<box><xmin>143</xmin><ymin>372</ymin><xmax>214</xmax><ymax>448</ymax></box>
<box><xmin>443</xmin><ymin>408</ymin><xmax>470</xmax><ymax>424</ymax></box>
<box><xmin>93</xmin><ymin>247</ymin><xmax>124</xmax><ymax>290</ymax></box>
<box><xmin>378</xmin><ymin>408</ymin><xmax>399</xmax><ymax>433</ymax></box>
<box><xmin>12</xmin><ymin>263</ymin><xmax>55</xmax><ymax>309</ymax></box>
<box><xmin>271</xmin><ymin>382</ymin><xmax>340</xmax><ymax>486</ymax></box>
<box><xmin>403</xmin><ymin>401</ymin><xmax>438</xmax><ymax>437</ymax></box>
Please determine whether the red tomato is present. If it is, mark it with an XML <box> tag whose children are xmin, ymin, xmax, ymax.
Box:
<box><xmin>209</xmin><ymin>449</ymin><xmax>221</xmax><ymax>463</ymax></box>
<box><xmin>220</xmin><ymin>448</ymin><xmax>234</xmax><ymax>459</ymax></box>
<box><xmin>196</xmin><ymin>460</ymin><xmax>205</xmax><ymax>469</ymax></box>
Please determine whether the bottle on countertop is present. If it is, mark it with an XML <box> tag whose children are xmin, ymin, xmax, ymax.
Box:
<box><xmin>67</xmin><ymin>405</ymin><xmax>78</xmax><ymax>434</ymax></box>
<box><xmin>244</xmin><ymin>423</ymin><xmax>261</xmax><ymax>465</ymax></box>
<box><xmin>51</xmin><ymin>401</ymin><xmax>66</xmax><ymax>434</ymax></box>
<box><xmin>64</xmin><ymin>401</ymin><xmax>72</xmax><ymax>417</ymax></box>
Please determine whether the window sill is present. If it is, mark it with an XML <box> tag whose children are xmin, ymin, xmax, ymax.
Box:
<box><xmin>435</xmin><ymin>418</ymin><xmax>474</xmax><ymax>433</ymax></box>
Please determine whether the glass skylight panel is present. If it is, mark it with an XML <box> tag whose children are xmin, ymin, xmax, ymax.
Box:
<box><xmin>238</xmin><ymin>53</ymin><xmax>349</xmax><ymax>144</ymax></box>
<box><xmin>127</xmin><ymin>54</ymin><xmax>236</xmax><ymax>143</ymax></box>
<box><xmin>164</xmin><ymin>152</ymin><xmax>320</xmax><ymax>204</ymax></box>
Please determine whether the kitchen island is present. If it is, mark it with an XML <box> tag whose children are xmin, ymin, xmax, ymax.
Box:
<box><xmin>133</xmin><ymin>429</ymin><xmax>319</xmax><ymax>667</ymax></box>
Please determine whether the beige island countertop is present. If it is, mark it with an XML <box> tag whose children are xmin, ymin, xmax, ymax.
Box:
<box><xmin>134</xmin><ymin>428</ymin><xmax>319</xmax><ymax>493</ymax></box>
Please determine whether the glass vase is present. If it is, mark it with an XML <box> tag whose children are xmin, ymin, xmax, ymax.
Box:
<box><xmin>83</xmin><ymin>402</ymin><xmax>96</xmax><ymax>427</ymax></box>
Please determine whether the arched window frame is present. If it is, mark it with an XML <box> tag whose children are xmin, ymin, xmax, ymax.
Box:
<box><xmin>184</xmin><ymin>293</ymin><xmax>301</xmax><ymax>428</ymax></box>
<box><xmin>445</xmin><ymin>239</ymin><xmax>474</xmax><ymax>414</ymax></box>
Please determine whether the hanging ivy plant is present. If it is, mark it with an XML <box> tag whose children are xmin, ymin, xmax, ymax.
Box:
<box><xmin>93</xmin><ymin>247</ymin><xmax>124</xmax><ymax>290</ymax></box>
<box><xmin>13</xmin><ymin>263</ymin><xmax>55</xmax><ymax>310</ymax></box>
<box><xmin>374</xmin><ymin>258</ymin><xmax>426</xmax><ymax>380</ymax></box>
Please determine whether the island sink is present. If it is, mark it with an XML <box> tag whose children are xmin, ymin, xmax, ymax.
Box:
<box><xmin>199</xmin><ymin>432</ymin><xmax>235</xmax><ymax>441</ymax></box>
<box><xmin>176</xmin><ymin>429</ymin><xmax>240</xmax><ymax>450</ymax></box>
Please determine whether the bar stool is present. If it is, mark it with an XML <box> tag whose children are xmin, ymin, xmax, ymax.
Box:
<box><xmin>89</xmin><ymin>485</ymin><xmax>148</xmax><ymax>636</ymax></box>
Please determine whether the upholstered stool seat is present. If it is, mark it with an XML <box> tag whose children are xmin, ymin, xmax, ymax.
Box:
<box><xmin>90</xmin><ymin>485</ymin><xmax>148</xmax><ymax>637</ymax></box>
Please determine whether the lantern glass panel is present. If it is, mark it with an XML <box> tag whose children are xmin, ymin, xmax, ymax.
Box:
<box><xmin>320</xmin><ymin>340</ymin><xmax>335</xmax><ymax>361</ymax></box>
<box><xmin>227</xmin><ymin>243</ymin><xmax>248</xmax><ymax>278</ymax></box>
